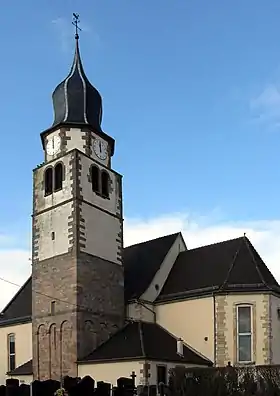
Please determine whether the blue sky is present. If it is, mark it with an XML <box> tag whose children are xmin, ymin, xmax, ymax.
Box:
<box><xmin>2</xmin><ymin>0</ymin><xmax>280</xmax><ymax>307</ymax></box>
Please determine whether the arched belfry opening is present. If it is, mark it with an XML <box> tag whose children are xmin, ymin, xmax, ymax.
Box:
<box><xmin>44</xmin><ymin>168</ymin><xmax>53</xmax><ymax>195</ymax></box>
<box><xmin>54</xmin><ymin>163</ymin><xmax>63</xmax><ymax>191</ymax></box>
<box><xmin>101</xmin><ymin>171</ymin><xmax>110</xmax><ymax>198</ymax></box>
<box><xmin>91</xmin><ymin>165</ymin><xmax>100</xmax><ymax>193</ymax></box>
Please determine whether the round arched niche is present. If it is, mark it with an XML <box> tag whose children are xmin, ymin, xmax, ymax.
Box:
<box><xmin>49</xmin><ymin>323</ymin><xmax>58</xmax><ymax>379</ymax></box>
<box><xmin>60</xmin><ymin>320</ymin><xmax>73</xmax><ymax>377</ymax></box>
<box><xmin>36</xmin><ymin>324</ymin><xmax>48</xmax><ymax>379</ymax></box>
<box><xmin>37</xmin><ymin>323</ymin><xmax>47</xmax><ymax>337</ymax></box>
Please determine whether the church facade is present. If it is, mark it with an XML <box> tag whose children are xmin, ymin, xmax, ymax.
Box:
<box><xmin>0</xmin><ymin>32</ymin><xmax>280</xmax><ymax>386</ymax></box>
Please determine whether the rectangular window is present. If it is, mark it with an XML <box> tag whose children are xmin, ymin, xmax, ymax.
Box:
<box><xmin>237</xmin><ymin>305</ymin><xmax>252</xmax><ymax>363</ymax></box>
<box><xmin>8</xmin><ymin>333</ymin><xmax>16</xmax><ymax>371</ymax></box>
<box><xmin>157</xmin><ymin>365</ymin><xmax>167</xmax><ymax>385</ymax></box>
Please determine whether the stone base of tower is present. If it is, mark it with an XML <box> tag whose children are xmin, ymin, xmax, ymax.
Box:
<box><xmin>32</xmin><ymin>316</ymin><xmax>78</xmax><ymax>381</ymax></box>
<box><xmin>32</xmin><ymin>251</ymin><xmax>124</xmax><ymax>381</ymax></box>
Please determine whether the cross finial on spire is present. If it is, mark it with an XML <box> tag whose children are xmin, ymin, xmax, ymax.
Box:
<box><xmin>72</xmin><ymin>13</ymin><xmax>81</xmax><ymax>40</ymax></box>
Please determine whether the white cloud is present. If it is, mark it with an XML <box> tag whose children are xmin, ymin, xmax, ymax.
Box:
<box><xmin>250</xmin><ymin>84</ymin><xmax>280</xmax><ymax>128</ymax></box>
<box><xmin>0</xmin><ymin>248</ymin><xmax>31</xmax><ymax>311</ymax></box>
<box><xmin>125</xmin><ymin>213</ymin><xmax>280</xmax><ymax>280</ymax></box>
<box><xmin>1</xmin><ymin>212</ymin><xmax>280</xmax><ymax>311</ymax></box>
<box><xmin>52</xmin><ymin>17</ymin><xmax>74</xmax><ymax>53</ymax></box>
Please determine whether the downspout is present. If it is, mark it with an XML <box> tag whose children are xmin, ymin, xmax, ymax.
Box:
<box><xmin>213</xmin><ymin>293</ymin><xmax>217</xmax><ymax>366</ymax></box>
<box><xmin>139</xmin><ymin>322</ymin><xmax>149</xmax><ymax>387</ymax></box>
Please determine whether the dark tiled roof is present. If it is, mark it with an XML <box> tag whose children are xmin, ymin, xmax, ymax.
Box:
<box><xmin>2</xmin><ymin>235</ymin><xmax>279</xmax><ymax>325</ymax></box>
<box><xmin>0</xmin><ymin>277</ymin><xmax>32</xmax><ymax>325</ymax></box>
<box><xmin>124</xmin><ymin>233</ymin><xmax>180</xmax><ymax>300</ymax></box>
<box><xmin>158</xmin><ymin>236</ymin><xmax>280</xmax><ymax>301</ymax></box>
<box><xmin>79</xmin><ymin>321</ymin><xmax>212</xmax><ymax>366</ymax></box>
<box><xmin>7</xmin><ymin>359</ymin><xmax>33</xmax><ymax>376</ymax></box>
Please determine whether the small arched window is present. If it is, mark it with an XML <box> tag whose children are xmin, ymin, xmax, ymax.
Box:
<box><xmin>45</xmin><ymin>168</ymin><xmax>53</xmax><ymax>196</ymax></box>
<box><xmin>54</xmin><ymin>163</ymin><xmax>63</xmax><ymax>191</ymax></box>
<box><xmin>92</xmin><ymin>165</ymin><xmax>100</xmax><ymax>193</ymax></box>
<box><xmin>101</xmin><ymin>171</ymin><xmax>110</xmax><ymax>198</ymax></box>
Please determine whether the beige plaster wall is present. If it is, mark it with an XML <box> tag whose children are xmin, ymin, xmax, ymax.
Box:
<box><xmin>157</xmin><ymin>292</ymin><xmax>276</xmax><ymax>367</ymax></box>
<box><xmin>78</xmin><ymin>361</ymin><xmax>143</xmax><ymax>386</ymax></box>
<box><xmin>156</xmin><ymin>297</ymin><xmax>215</xmax><ymax>361</ymax></box>
<box><xmin>0</xmin><ymin>323</ymin><xmax>32</xmax><ymax>385</ymax></box>
<box><xmin>78</xmin><ymin>360</ymin><xmax>205</xmax><ymax>387</ymax></box>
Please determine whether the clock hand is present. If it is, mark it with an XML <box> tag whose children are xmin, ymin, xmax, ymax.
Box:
<box><xmin>99</xmin><ymin>141</ymin><xmax>102</xmax><ymax>153</ymax></box>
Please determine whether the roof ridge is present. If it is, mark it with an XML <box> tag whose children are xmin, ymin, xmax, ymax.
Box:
<box><xmin>187</xmin><ymin>236</ymin><xmax>244</xmax><ymax>252</ymax></box>
<box><xmin>219</xmin><ymin>237</ymin><xmax>244</xmax><ymax>291</ymax></box>
<box><xmin>124</xmin><ymin>232</ymin><xmax>180</xmax><ymax>250</ymax></box>
<box><xmin>243</xmin><ymin>236</ymin><xmax>272</xmax><ymax>290</ymax></box>
<box><xmin>1</xmin><ymin>276</ymin><xmax>31</xmax><ymax>314</ymax></box>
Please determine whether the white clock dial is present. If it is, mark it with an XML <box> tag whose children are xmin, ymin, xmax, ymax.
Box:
<box><xmin>93</xmin><ymin>138</ymin><xmax>108</xmax><ymax>160</ymax></box>
<box><xmin>46</xmin><ymin>136</ymin><xmax>61</xmax><ymax>156</ymax></box>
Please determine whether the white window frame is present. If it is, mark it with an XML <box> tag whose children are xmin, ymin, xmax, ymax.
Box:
<box><xmin>7</xmin><ymin>333</ymin><xmax>16</xmax><ymax>371</ymax></box>
<box><xmin>236</xmin><ymin>304</ymin><xmax>253</xmax><ymax>363</ymax></box>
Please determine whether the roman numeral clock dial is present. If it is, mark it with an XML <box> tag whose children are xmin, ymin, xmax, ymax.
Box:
<box><xmin>93</xmin><ymin>138</ymin><xmax>108</xmax><ymax>160</ymax></box>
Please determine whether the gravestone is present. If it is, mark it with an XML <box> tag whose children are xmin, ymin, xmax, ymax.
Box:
<box><xmin>117</xmin><ymin>377</ymin><xmax>135</xmax><ymax>396</ymax></box>
<box><xmin>75</xmin><ymin>375</ymin><xmax>95</xmax><ymax>395</ymax></box>
<box><xmin>96</xmin><ymin>381</ymin><xmax>111</xmax><ymax>396</ymax></box>
<box><xmin>20</xmin><ymin>384</ymin><xmax>30</xmax><ymax>396</ymax></box>
<box><xmin>6</xmin><ymin>378</ymin><xmax>19</xmax><ymax>396</ymax></box>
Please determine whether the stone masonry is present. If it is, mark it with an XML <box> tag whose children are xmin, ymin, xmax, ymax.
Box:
<box><xmin>261</xmin><ymin>294</ymin><xmax>272</xmax><ymax>364</ymax></box>
<box><xmin>215</xmin><ymin>295</ymin><xmax>230</xmax><ymax>366</ymax></box>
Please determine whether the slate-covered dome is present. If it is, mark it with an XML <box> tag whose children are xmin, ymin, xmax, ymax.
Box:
<box><xmin>52</xmin><ymin>35</ymin><xmax>103</xmax><ymax>132</ymax></box>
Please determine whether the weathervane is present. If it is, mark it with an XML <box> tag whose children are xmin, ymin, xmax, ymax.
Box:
<box><xmin>72</xmin><ymin>13</ymin><xmax>81</xmax><ymax>39</ymax></box>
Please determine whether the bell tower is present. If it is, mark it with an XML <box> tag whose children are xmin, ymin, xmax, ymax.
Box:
<box><xmin>32</xmin><ymin>17</ymin><xmax>124</xmax><ymax>380</ymax></box>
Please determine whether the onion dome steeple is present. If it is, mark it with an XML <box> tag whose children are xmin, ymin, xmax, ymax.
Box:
<box><xmin>41</xmin><ymin>14</ymin><xmax>115</xmax><ymax>155</ymax></box>
<box><xmin>51</xmin><ymin>19</ymin><xmax>102</xmax><ymax>132</ymax></box>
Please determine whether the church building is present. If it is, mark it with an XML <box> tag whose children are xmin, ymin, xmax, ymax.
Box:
<box><xmin>1</xmin><ymin>27</ymin><xmax>280</xmax><ymax>386</ymax></box>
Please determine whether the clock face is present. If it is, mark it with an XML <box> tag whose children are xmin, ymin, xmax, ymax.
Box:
<box><xmin>46</xmin><ymin>135</ymin><xmax>61</xmax><ymax>156</ymax></box>
<box><xmin>93</xmin><ymin>138</ymin><xmax>108</xmax><ymax>160</ymax></box>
